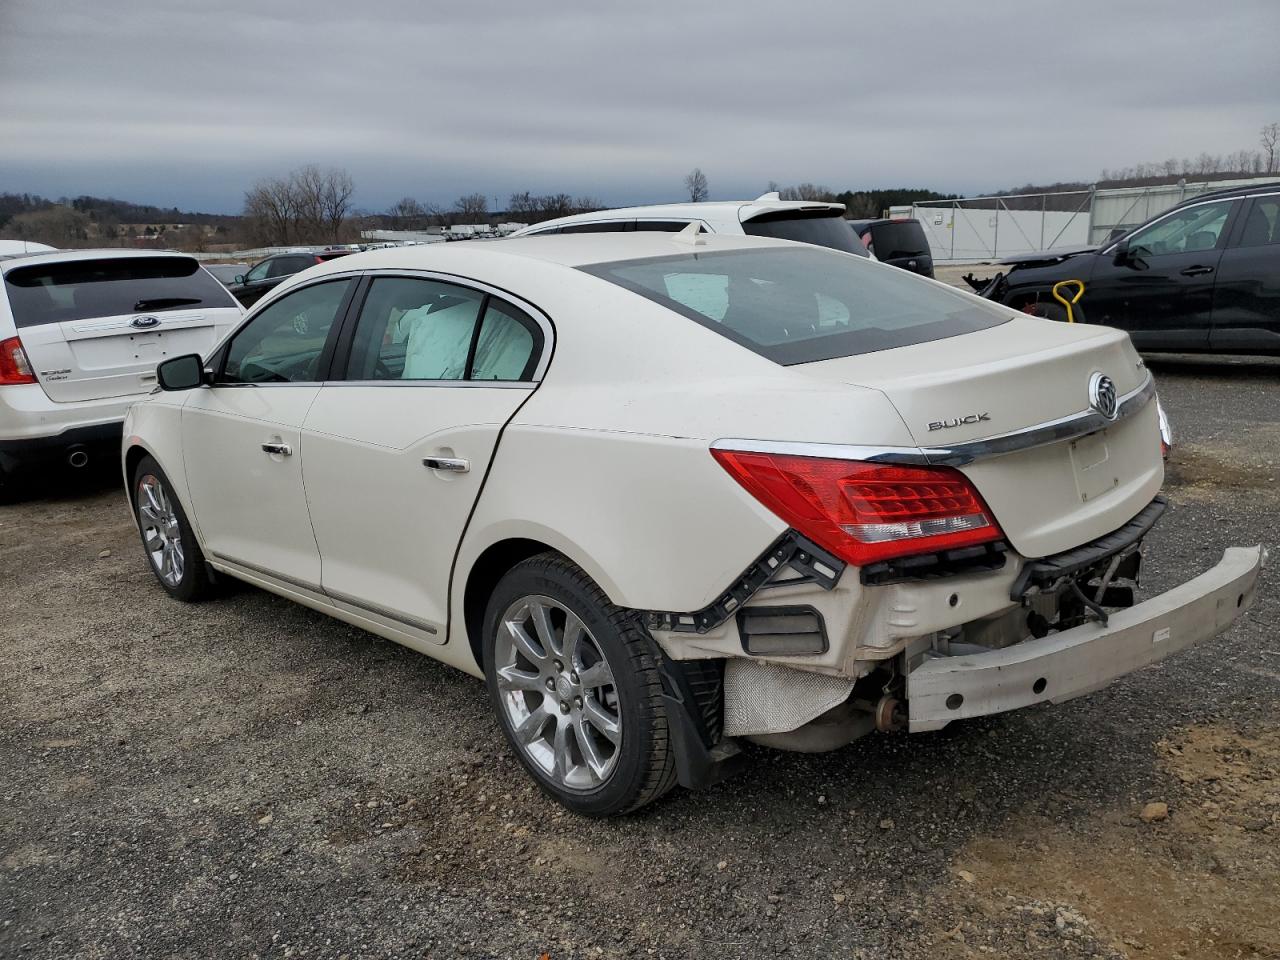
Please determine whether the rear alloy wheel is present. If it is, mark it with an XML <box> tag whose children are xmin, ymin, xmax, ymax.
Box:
<box><xmin>483</xmin><ymin>554</ymin><xmax>675</xmax><ymax>816</ymax></box>
<box><xmin>132</xmin><ymin>455</ymin><xmax>214</xmax><ymax>602</ymax></box>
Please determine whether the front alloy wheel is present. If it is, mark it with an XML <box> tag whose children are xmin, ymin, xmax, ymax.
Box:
<box><xmin>483</xmin><ymin>554</ymin><xmax>676</xmax><ymax>816</ymax></box>
<box><xmin>138</xmin><ymin>473</ymin><xmax>185</xmax><ymax>587</ymax></box>
<box><xmin>132</xmin><ymin>454</ymin><xmax>214</xmax><ymax>602</ymax></box>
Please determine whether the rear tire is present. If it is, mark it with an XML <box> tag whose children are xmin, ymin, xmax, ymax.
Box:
<box><xmin>483</xmin><ymin>553</ymin><xmax>676</xmax><ymax>816</ymax></box>
<box><xmin>132</xmin><ymin>455</ymin><xmax>215</xmax><ymax>602</ymax></box>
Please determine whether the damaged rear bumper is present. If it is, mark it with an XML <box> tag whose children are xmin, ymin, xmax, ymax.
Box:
<box><xmin>905</xmin><ymin>545</ymin><xmax>1265</xmax><ymax>732</ymax></box>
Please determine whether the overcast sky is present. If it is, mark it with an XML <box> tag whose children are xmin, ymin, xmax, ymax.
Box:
<box><xmin>1</xmin><ymin>0</ymin><xmax>1276</xmax><ymax>214</ymax></box>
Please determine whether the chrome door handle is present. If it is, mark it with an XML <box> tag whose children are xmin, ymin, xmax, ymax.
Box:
<box><xmin>423</xmin><ymin>456</ymin><xmax>469</xmax><ymax>473</ymax></box>
<box><xmin>1180</xmin><ymin>265</ymin><xmax>1214</xmax><ymax>277</ymax></box>
<box><xmin>261</xmin><ymin>441</ymin><xmax>292</xmax><ymax>456</ymax></box>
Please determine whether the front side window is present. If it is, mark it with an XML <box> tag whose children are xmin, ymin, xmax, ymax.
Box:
<box><xmin>1127</xmin><ymin>199</ymin><xmax>1234</xmax><ymax>257</ymax></box>
<box><xmin>244</xmin><ymin>260</ymin><xmax>271</xmax><ymax>282</ymax></box>
<box><xmin>221</xmin><ymin>279</ymin><xmax>352</xmax><ymax>383</ymax></box>
<box><xmin>344</xmin><ymin>276</ymin><xmax>541</xmax><ymax>382</ymax></box>
<box><xmin>583</xmin><ymin>246</ymin><xmax>1008</xmax><ymax>365</ymax></box>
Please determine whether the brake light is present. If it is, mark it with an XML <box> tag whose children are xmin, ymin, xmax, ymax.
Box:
<box><xmin>0</xmin><ymin>336</ymin><xmax>36</xmax><ymax>385</ymax></box>
<box><xmin>711</xmin><ymin>449</ymin><xmax>1003</xmax><ymax>567</ymax></box>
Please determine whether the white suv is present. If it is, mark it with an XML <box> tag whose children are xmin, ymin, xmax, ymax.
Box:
<box><xmin>510</xmin><ymin>193</ymin><xmax>872</xmax><ymax>257</ymax></box>
<box><xmin>0</xmin><ymin>250</ymin><xmax>242</xmax><ymax>493</ymax></box>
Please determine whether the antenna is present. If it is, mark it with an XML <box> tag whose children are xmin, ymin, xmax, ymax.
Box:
<box><xmin>754</xmin><ymin>191</ymin><xmax>781</xmax><ymax>202</ymax></box>
<box><xmin>670</xmin><ymin>221</ymin><xmax>706</xmax><ymax>246</ymax></box>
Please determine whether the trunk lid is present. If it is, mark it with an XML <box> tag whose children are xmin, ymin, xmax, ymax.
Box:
<box><xmin>796</xmin><ymin>316</ymin><xmax>1164</xmax><ymax>558</ymax></box>
<box><xmin>3</xmin><ymin>254</ymin><xmax>243</xmax><ymax>402</ymax></box>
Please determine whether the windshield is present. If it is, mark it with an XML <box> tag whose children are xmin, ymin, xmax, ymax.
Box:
<box><xmin>741</xmin><ymin>211</ymin><xmax>868</xmax><ymax>257</ymax></box>
<box><xmin>4</xmin><ymin>256</ymin><xmax>237</xmax><ymax>328</ymax></box>
<box><xmin>582</xmin><ymin>246</ymin><xmax>1008</xmax><ymax>365</ymax></box>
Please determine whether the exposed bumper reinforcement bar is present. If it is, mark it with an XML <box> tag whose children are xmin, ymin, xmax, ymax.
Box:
<box><xmin>905</xmin><ymin>545</ymin><xmax>1265</xmax><ymax>733</ymax></box>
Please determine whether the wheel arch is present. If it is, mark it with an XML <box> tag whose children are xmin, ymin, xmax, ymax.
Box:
<box><xmin>457</xmin><ymin>529</ymin><xmax>626</xmax><ymax>673</ymax></box>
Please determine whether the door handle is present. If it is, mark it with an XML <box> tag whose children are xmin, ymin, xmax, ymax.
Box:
<box><xmin>261</xmin><ymin>441</ymin><xmax>293</xmax><ymax>456</ymax></box>
<box><xmin>423</xmin><ymin>456</ymin><xmax>469</xmax><ymax>473</ymax></box>
<box><xmin>1180</xmin><ymin>265</ymin><xmax>1214</xmax><ymax>277</ymax></box>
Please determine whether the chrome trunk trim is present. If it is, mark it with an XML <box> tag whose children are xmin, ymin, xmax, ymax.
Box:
<box><xmin>714</xmin><ymin>373</ymin><xmax>1155</xmax><ymax>468</ymax></box>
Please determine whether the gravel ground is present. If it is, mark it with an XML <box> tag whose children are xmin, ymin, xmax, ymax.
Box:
<box><xmin>1</xmin><ymin>355</ymin><xmax>1277</xmax><ymax>960</ymax></box>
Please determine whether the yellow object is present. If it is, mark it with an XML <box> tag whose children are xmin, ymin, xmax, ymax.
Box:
<box><xmin>1051</xmin><ymin>279</ymin><xmax>1086</xmax><ymax>323</ymax></box>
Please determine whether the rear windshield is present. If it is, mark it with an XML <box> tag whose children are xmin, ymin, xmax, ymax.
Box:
<box><xmin>869</xmin><ymin>221</ymin><xmax>929</xmax><ymax>259</ymax></box>
<box><xmin>4</xmin><ymin>256</ymin><xmax>237</xmax><ymax>328</ymax></box>
<box><xmin>741</xmin><ymin>211</ymin><xmax>868</xmax><ymax>257</ymax></box>
<box><xmin>581</xmin><ymin>246</ymin><xmax>1008</xmax><ymax>365</ymax></box>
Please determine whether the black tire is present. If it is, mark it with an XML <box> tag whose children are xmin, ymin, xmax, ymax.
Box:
<box><xmin>482</xmin><ymin>553</ymin><xmax>676</xmax><ymax>816</ymax></box>
<box><xmin>131</xmin><ymin>455</ymin><xmax>215</xmax><ymax>602</ymax></box>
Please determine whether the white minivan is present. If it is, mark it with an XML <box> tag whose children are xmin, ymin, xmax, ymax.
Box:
<box><xmin>0</xmin><ymin>250</ymin><xmax>242</xmax><ymax>494</ymax></box>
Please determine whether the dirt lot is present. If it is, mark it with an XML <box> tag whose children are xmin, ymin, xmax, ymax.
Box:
<box><xmin>1</xmin><ymin>355</ymin><xmax>1277</xmax><ymax>960</ymax></box>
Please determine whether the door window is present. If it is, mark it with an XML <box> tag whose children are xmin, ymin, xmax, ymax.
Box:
<box><xmin>221</xmin><ymin>279</ymin><xmax>352</xmax><ymax>383</ymax></box>
<box><xmin>559</xmin><ymin>221</ymin><xmax>634</xmax><ymax>233</ymax></box>
<box><xmin>1126</xmin><ymin>200</ymin><xmax>1234</xmax><ymax>257</ymax></box>
<box><xmin>471</xmin><ymin>301</ymin><xmax>539</xmax><ymax>381</ymax></box>
<box><xmin>1237</xmin><ymin>198</ymin><xmax>1279</xmax><ymax>247</ymax></box>
<box><xmin>244</xmin><ymin>260</ymin><xmax>271</xmax><ymax>283</ymax></box>
<box><xmin>344</xmin><ymin>276</ymin><xmax>542</xmax><ymax>382</ymax></box>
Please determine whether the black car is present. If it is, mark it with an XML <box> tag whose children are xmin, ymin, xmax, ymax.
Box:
<box><xmin>969</xmin><ymin>181</ymin><xmax>1280</xmax><ymax>354</ymax></box>
<box><xmin>848</xmin><ymin>218</ymin><xmax>934</xmax><ymax>277</ymax></box>
<box><xmin>226</xmin><ymin>250</ymin><xmax>351</xmax><ymax>307</ymax></box>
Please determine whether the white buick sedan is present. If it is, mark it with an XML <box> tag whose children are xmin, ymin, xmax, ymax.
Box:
<box><xmin>123</xmin><ymin>229</ymin><xmax>1263</xmax><ymax>816</ymax></box>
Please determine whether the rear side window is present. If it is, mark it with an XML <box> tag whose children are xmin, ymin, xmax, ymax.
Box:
<box><xmin>344</xmin><ymin>276</ymin><xmax>542</xmax><ymax>382</ymax></box>
<box><xmin>582</xmin><ymin>246</ymin><xmax>1009</xmax><ymax>365</ymax></box>
<box><xmin>635</xmin><ymin>220</ymin><xmax>694</xmax><ymax>232</ymax></box>
<box><xmin>742</xmin><ymin>211</ymin><xmax>868</xmax><ymax>257</ymax></box>
<box><xmin>559</xmin><ymin>221</ymin><xmax>633</xmax><ymax>233</ymax></box>
<box><xmin>4</xmin><ymin>256</ymin><xmax>238</xmax><ymax>328</ymax></box>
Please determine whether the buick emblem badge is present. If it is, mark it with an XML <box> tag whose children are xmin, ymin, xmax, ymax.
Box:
<box><xmin>131</xmin><ymin>316</ymin><xmax>161</xmax><ymax>329</ymax></box>
<box><xmin>1089</xmin><ymin>372</ymin><xmax>1118</xmax><ymax>420</ymax></box>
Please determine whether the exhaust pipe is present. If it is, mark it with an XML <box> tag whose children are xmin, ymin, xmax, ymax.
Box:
<box><xmin>67</xmin><ymin>446</ymin><xmax>89</xmax><ymax>469</ymax></box>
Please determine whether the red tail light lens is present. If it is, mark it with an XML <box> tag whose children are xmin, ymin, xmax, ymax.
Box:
<box><xmin>711</xmin><ymin>449</ymin><xmax>1003</xmax><ymax>567</ymax></box>
<box><xmin>0</xmin><ymin>336</ymin><xmax>36</xmax><ymax>385</ymax></box>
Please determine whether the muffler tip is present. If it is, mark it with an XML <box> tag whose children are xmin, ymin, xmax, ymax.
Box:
<box><xmin>67</xmin><ymin>447</ymin><xmax>89</xmax><ymax>469</ymax></box>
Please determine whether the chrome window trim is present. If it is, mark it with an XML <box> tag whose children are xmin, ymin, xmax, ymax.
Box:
<box><xmin>714</xmin><ymin>373</ymin><xmax>1155</xmax><ymax>468</ymax></box>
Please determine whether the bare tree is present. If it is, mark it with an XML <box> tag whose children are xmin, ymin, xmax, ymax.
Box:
<box><xmin>455</xmin><ymin>193</ymin><xmax>488</xmax><ymax>221</ymax></box>
<box><xmin>683</xmin><ymin>168</ymin><xmax>709</xmax><ymax>203</ymax></box>
<box><xmin>1261</xmin><ymin>122</ymin><xmax>1280</xmax><ymax>173</ymax></box>
<box><xmin>388</xmin><ymin>197</ymin><xmax>427</xmax><ymax>229</ymax></box>
<box><xmin>242</xmin><ymin>165</ymin><xmax>356</xmax><ymax>245</ymax></box>
<box><xmin>0</xmin><ymin>206</ymin><xmax>90</xmax><ymax>246</ymax></box>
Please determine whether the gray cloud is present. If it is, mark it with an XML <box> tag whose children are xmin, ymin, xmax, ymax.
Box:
<box><xmin>1</xmin><ymin>0</ymin><xmax>1276</xmax><ymax>213</ymax></box>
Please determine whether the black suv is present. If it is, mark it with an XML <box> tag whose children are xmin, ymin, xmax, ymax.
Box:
<box><xmin>971</xmin><ymin>181</ymin><xmax>1280</xmax><ymax>354</ymax></box>
<box><xmin>848</xmin><ymin>218</ymin><xmax>934</xmax><ymax>277</ymax></box>
<box><xmin>227</xmin><ymin>250</ymin><xmax>352</xmax><ymax>307</ymax></box>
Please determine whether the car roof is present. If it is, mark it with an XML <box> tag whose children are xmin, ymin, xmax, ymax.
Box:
<box><xmin>0</xmin><ymin>247</ymin><xmax>197</xmax><ymax>275</ymax></box>
<box><xmin>287</xmin><ymin>231</ymin><xmax>814</xmax><ymax>285</ymax></box>
<box><xmin>513</xmin><ymin>194</ymin><xmax>845</xmax><ymax>234</ymax></box>
<box><xmin>1173</xmin><ymin>180</ymin><xmax>1280</xmax><ymax>206</ymax></box>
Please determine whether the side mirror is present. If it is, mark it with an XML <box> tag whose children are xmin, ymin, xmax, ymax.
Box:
<box><xmin>1112</xmin><ymin>240</ymin><xmax>1132</xmax><ymax>265</ymax></box>
<box><xmin>234</xmin><ymin>274</ymin><xmax>246</xmax><ymax>285</ymax></box>
<box><xmin>156</xmin><ymin>353</ymin><xmax>206</xmax><ymax>391</ymax></box>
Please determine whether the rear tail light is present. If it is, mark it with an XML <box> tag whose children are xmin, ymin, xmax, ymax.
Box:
<box><xmin>711</xmin><ymin>448</ymin><xmax>1003</xmax><ymax>567</ymax></box>
<box><xmin>0</xmin><ymin>336</ymin><xmax>36</xmax><ymax>385</ymax></box>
